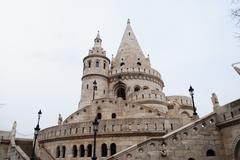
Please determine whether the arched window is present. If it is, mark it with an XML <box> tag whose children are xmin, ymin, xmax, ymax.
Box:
<box><xmin>87</xmin><ymin>84</ymin><xmax>89</xmax><ymax>89</ymax></box>
<box><xmin>234</xmin><ymin>140</ymin><xmax>240</xmax><ymax>160</ymax></box>
<box><xmin>137</xmin><ymin>62</ymin><xmax>141</xmax><ymax>66</ymax></box>
<box><xmin>103</xmin><ymin>62</ymin><xmax>106</xmax><ymax>69</ymax></box>
<box><xmin>188</xmin><ymin>158</ymin><xmax>195</xmax><ymax>160</ymax></box>
<box><xmin>97</xmin><ymin>113</ymin><xmax>102</xmax><ymax>119</ymax></box>
<box><xmin>88</xmin><ymin>60</ymin><xmax>91</xmax><ymax>68</ymax></box>
<box><xmin>117</xmin><ymin>87</ymin><xmax>126</xmax><ymax>100</ymax></box>
<box><xmin>143</xmin><ymin>86</ymin><xmax>149</xmax><ymax>90</ymax></box>
<box><xmin>72</xmin><ymin>145</ymin><xmax>77</xmax><ymax>157</ymax></box>
<box><xmin>101</xmin><ymin>143</ymin><xmax>108</xmax><ymax>157</ymax></box>
<box><xmin>120</xmin><ymin>62</ymin><xmax>125</xmax><ymax>66</ymax></box>
<box><xmin>134</xmin><ymin>86</ymin><xmax>140</xmax><ymax>92</ymax></box>
<box><xmin>206</xmin><ymin>149</ymin><xmax>216</xmax><ymax>156</ymax></box>
<box><xmin>96</xmin><ymin>60</ymin><xmax>99</xmax><ymax>67</ymax></box>
<box><xmin>110</xmin><ymin>143</ymin><xmax>116</xmax><ymax>156</ymax></box>
<box><xmin>62</xmin><ymin>146</ymin><xmax>66</xmax><ymax>158</ymax></box>
<box><xmin>112</xmin><ymin>113</ymin><xmax>116</xmax><ymax>119</ymax></box>
<box><xmin>56</xmin><ymin>146</ymin><xmax>60</xmax><ymax>158</ymax></box>
<box><xmin>79</xmin><ymin>145</ymin><xmax>85</xmax><ymax>157</ymax></box>
<box><xmin>87</xmin><ymin>144</ymin><xmax>92</xmax><ymax>157</ymax></box>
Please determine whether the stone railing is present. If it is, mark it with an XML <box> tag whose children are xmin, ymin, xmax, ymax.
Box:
<box><xmin>129</xmin><ymin>90</ymin><xmax>167</xmax><ymax>104</ymax></box>
<box><xmin>39</xmin><ymin>118</ymin><xmax>183</xmax><ymax>142</ymax></box>
<box><xmin>107</xmin><ymin>112</ymin><xmax>218</xmax><ymax>160</ymax></box>
<box><xmin>216</xmin><ymin>98</ymin><xmax>240</xmax><ymax>126</ymax></box>
<box><xmin>166</xmin><ymin>96</ymin><xmax>192</xmax><ymax>107</ymax></box>
<box><xmin>109</xmin><ymin>67</ymin><xmax>161</xmax><ymax>79</ymax></box>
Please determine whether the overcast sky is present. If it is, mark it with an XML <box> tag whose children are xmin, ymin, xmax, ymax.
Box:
<box><xmin>0</xmin><ymin>0</ymin><xmax>239</xmax><ymax>138</ymax></box>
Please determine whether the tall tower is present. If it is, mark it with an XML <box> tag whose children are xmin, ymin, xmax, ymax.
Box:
<box><xmin>79</xmin><ymin>32</ymin><xmax>110</xmax><ymax>109</ymax></box>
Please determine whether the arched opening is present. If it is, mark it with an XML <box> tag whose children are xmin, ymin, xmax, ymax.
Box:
<box><xmin>188</xmin><ymin>158</ymin><xmax>195</xmax><ymax>160</ymax></box>
<box><xmin>110</xmin><ymin>143</ymin><xmax>116</xmax><ymax>156</ymax></box>
<box><xmin>72</xmin><ymin>145</ymin><xmax>77</xmax><ymax>157</ymax></box>
<box><xmin>103</xmin><ymin>62</ymin><xmax>106</xmax><ymax>69</ymax></box>
<box><xmin>79</xmin><ymin>145</ymin><xmax>85</xmax><ymax>157</ymax></box>
<box><xmin>96</xmin><ymin>60</ymin><xmax>99</xmax><ymax>67</ymax></box>
<box><xmin>120</xmin><ymin>62</ymin><xmax>125</xmax><ymax>66</ymax></box>
<box><xmin>62</xmin><ymin>146</ymin><xmax>66</xmax><ymax>158</ymax></box>
<box><xmin>112</xmin><ymin>113</ymin><xmax>116</xmax><ymax>119</ymax></box>
<box><xmin>101</xmin><ymin>143</ymin><xmax>108</xmax><ymax>157</ymax></box>
<box><xmin>87</xmin><ymin>144</ymin><xmax>92</xmax><ymax>157</ymax></box>
<box><xmin>206</xmin><ymin>149</ymin><xmax>216</xmax><ymax>156</ymax></box>
<box><xmin>137</xmin><ymin>62</ymin><xmax>141</xmax><ymax>66</ymax></box>
<box><xmin>117</xmin><ymin>87</ymin><xmax>126</xmax><ymax>100</ymax></box>
<box><xmin>114</xmin><ymin>82</ymin><xmax>126</xmax><ymax>100</ymax></box>
<box><xmin>88</xmin><ymin>60</ymin><xmax>91</xmax><ymax>68</ymax></box>
<box><xmin>143</xmin><ymin>86</ymin><xmax>149</xmax><ymax>90</ymax></box>
<box><xmin>234</xmin><ymin>140</ymin><xmax>240</xmax><ymax>160</ymax></box>
<box><xmin>134</xmin><ymin>86</ymin><xmax>140</xmax><ymax>92</ymax></box>
<box><xmin>56</xmin><ymin>146</ymin><xmax>60</xmax><ymax>158</ymax></box>
<box><xmin>97</xmin><ymin>113</ymin><xmax>102</xmax><ymax>119</ymax></box>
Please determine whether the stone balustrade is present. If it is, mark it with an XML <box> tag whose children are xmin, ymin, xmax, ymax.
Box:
<box><xmin>216</xmin><ymin>98</ymin><xmax>240</xmax><ymax>126</ymax></box>
<box><xmin>39</xmin><ymin>118</ymin><xmax>183</xmax><ymax>143</ymax></box>
<box><xmin>166</xmin><ymin>96</ymin><xmax>193</xmax><ymax>107</ymax></box>
<box><xmin>129</xmin><ymin>90</ymin><xmax>167</xmax><ymax>104</ymax></box>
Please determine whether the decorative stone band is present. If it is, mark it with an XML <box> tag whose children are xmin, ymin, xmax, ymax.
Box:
<box><xmin>109</xmin><ymin>67</ymin><xmax>162</xmax><ymax>79</ymax></box>
<box><xmin>38</xmin><ymin>118</ymin><xmax>183</xmax><ymax>143</ymax></box>
<box><xmin>109</xmin><ymin>72</ymin><xmax>164</xmax><ymax>87</ymax></box>
<box><xmin>83</xmin><ymin>54</ymin><xmax>110</xmax><ymax>63</ymax></box>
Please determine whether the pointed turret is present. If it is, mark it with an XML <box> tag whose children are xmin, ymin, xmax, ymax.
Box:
<box><xmin>79</xmin><ymin>31</ymin><xmax>110</xmax><ymax>109</ymax></box>
<box><xmin>113</xmin><ymin>19</ymin><xmax>150</xmax><ymax>69</ymax></box>
<box><xmin>94</xmin><ymin>31</ymin><xmax>102</xmax><ymax>47</ymax></box>
<box><xmin>88</xmin><ymin>31</ymin><xmax>106</xmax><ymax>56</ymax></box>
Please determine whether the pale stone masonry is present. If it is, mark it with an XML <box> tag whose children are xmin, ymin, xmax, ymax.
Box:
<box><xmin>1</xmin><ymin>20</ymin><xmax>239</xmax><ymax>160</ymax></box>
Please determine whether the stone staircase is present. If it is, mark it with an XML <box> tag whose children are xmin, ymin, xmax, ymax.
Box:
<box><xmin>106</xmin><ymin>112</ymin><xmax>224</xmax><ymax>160</ymax></box>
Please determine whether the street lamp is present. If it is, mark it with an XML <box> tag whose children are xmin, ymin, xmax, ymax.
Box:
<box><xmin>92</xmin><ymin>116</ymin><xmax>100</xmax><ymax>160</ymax></box>
<box><xmin>188</xmin><ymin>86</ymin><xmax>198</xmax><ymax>116</ymax></box>
<box><xmin>31</xmin><ymin>110</ymin><xmax>42</xmax><ymax>160</ymax></box>
<box><xmin>93</xmin><ymin>80</ymin><xmax>97</xmax><ymax>100</ymax></box>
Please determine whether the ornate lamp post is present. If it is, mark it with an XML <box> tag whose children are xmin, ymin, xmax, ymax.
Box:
<box><xmin>93</xmin><ymin>80</ymin><xmax>97</xmax><ymax>100</ymax></box>
<box><xmin>92</xmin><ymin>116</ymin><xmax>100</xmax><ymax>160</ymax></box>
<box><xmin>188</xmin><ymin>86</ymin><xmax>198</xmax><ymax>116</ymax></box>
<box><xmin>31</xmin><ymin>110</ymin><xmax>42</xmax><ymax>160</ymax></box>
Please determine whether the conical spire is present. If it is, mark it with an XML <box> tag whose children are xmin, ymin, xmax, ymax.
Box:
<box><xmin>114</xmin><ymin>19</ymin><xmax>149</xmax><ymax>69</ymax></box>
<box><xmin>94</xmin><ymin>30</ymin><xmax>102</xmax><ymax>47</ymax></box>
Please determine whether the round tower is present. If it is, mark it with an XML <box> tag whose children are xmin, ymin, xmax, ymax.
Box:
<box><xmin>79</xmin><ymin>31</ymin><xmax>110</xmax><ymax>109</ymax></box>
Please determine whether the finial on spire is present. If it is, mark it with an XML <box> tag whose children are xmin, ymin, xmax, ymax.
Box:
<box><xmin>127</xmin><ymin>19</ymin><xmax>130</xmax><ymax>24</ymax></box>
<box><xmin>96</xmin><ymin>30</ymin><xmax>100</xmax><ymax>39</ymax></box>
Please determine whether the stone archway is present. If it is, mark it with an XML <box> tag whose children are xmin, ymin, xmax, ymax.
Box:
<box><xmin>113</xmin><ymin>81</ymin><xmax>127</xmax><ymax>100</ymax></box>
<box><xmin>234</xmin><ymin>140</ymin><xmax>240</xmax><ymax>160</ymax></box>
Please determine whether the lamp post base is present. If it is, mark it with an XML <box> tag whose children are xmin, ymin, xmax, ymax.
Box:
<box><xmin>92</xmin><ymin>156</ymin><xmax>97</xmax><ymax>160</ymax></box>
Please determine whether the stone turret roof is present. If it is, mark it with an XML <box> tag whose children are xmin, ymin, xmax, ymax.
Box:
<box><xmin>113</xmin><ymin>19</ymin><xmax>150</xmax><ymax>69</ymax></box>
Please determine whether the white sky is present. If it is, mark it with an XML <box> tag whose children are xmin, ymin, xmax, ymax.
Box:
<box><xmin>0</xmin><ymin>0</ymin><xmax>239</xmax><ymax>138</ymax></box>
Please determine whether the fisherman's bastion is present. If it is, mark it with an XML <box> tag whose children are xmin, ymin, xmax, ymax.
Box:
<box><xmin>1</xmin><ymin>20</ymin><xmax>240</xmax><ymax>160</ymax></box>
